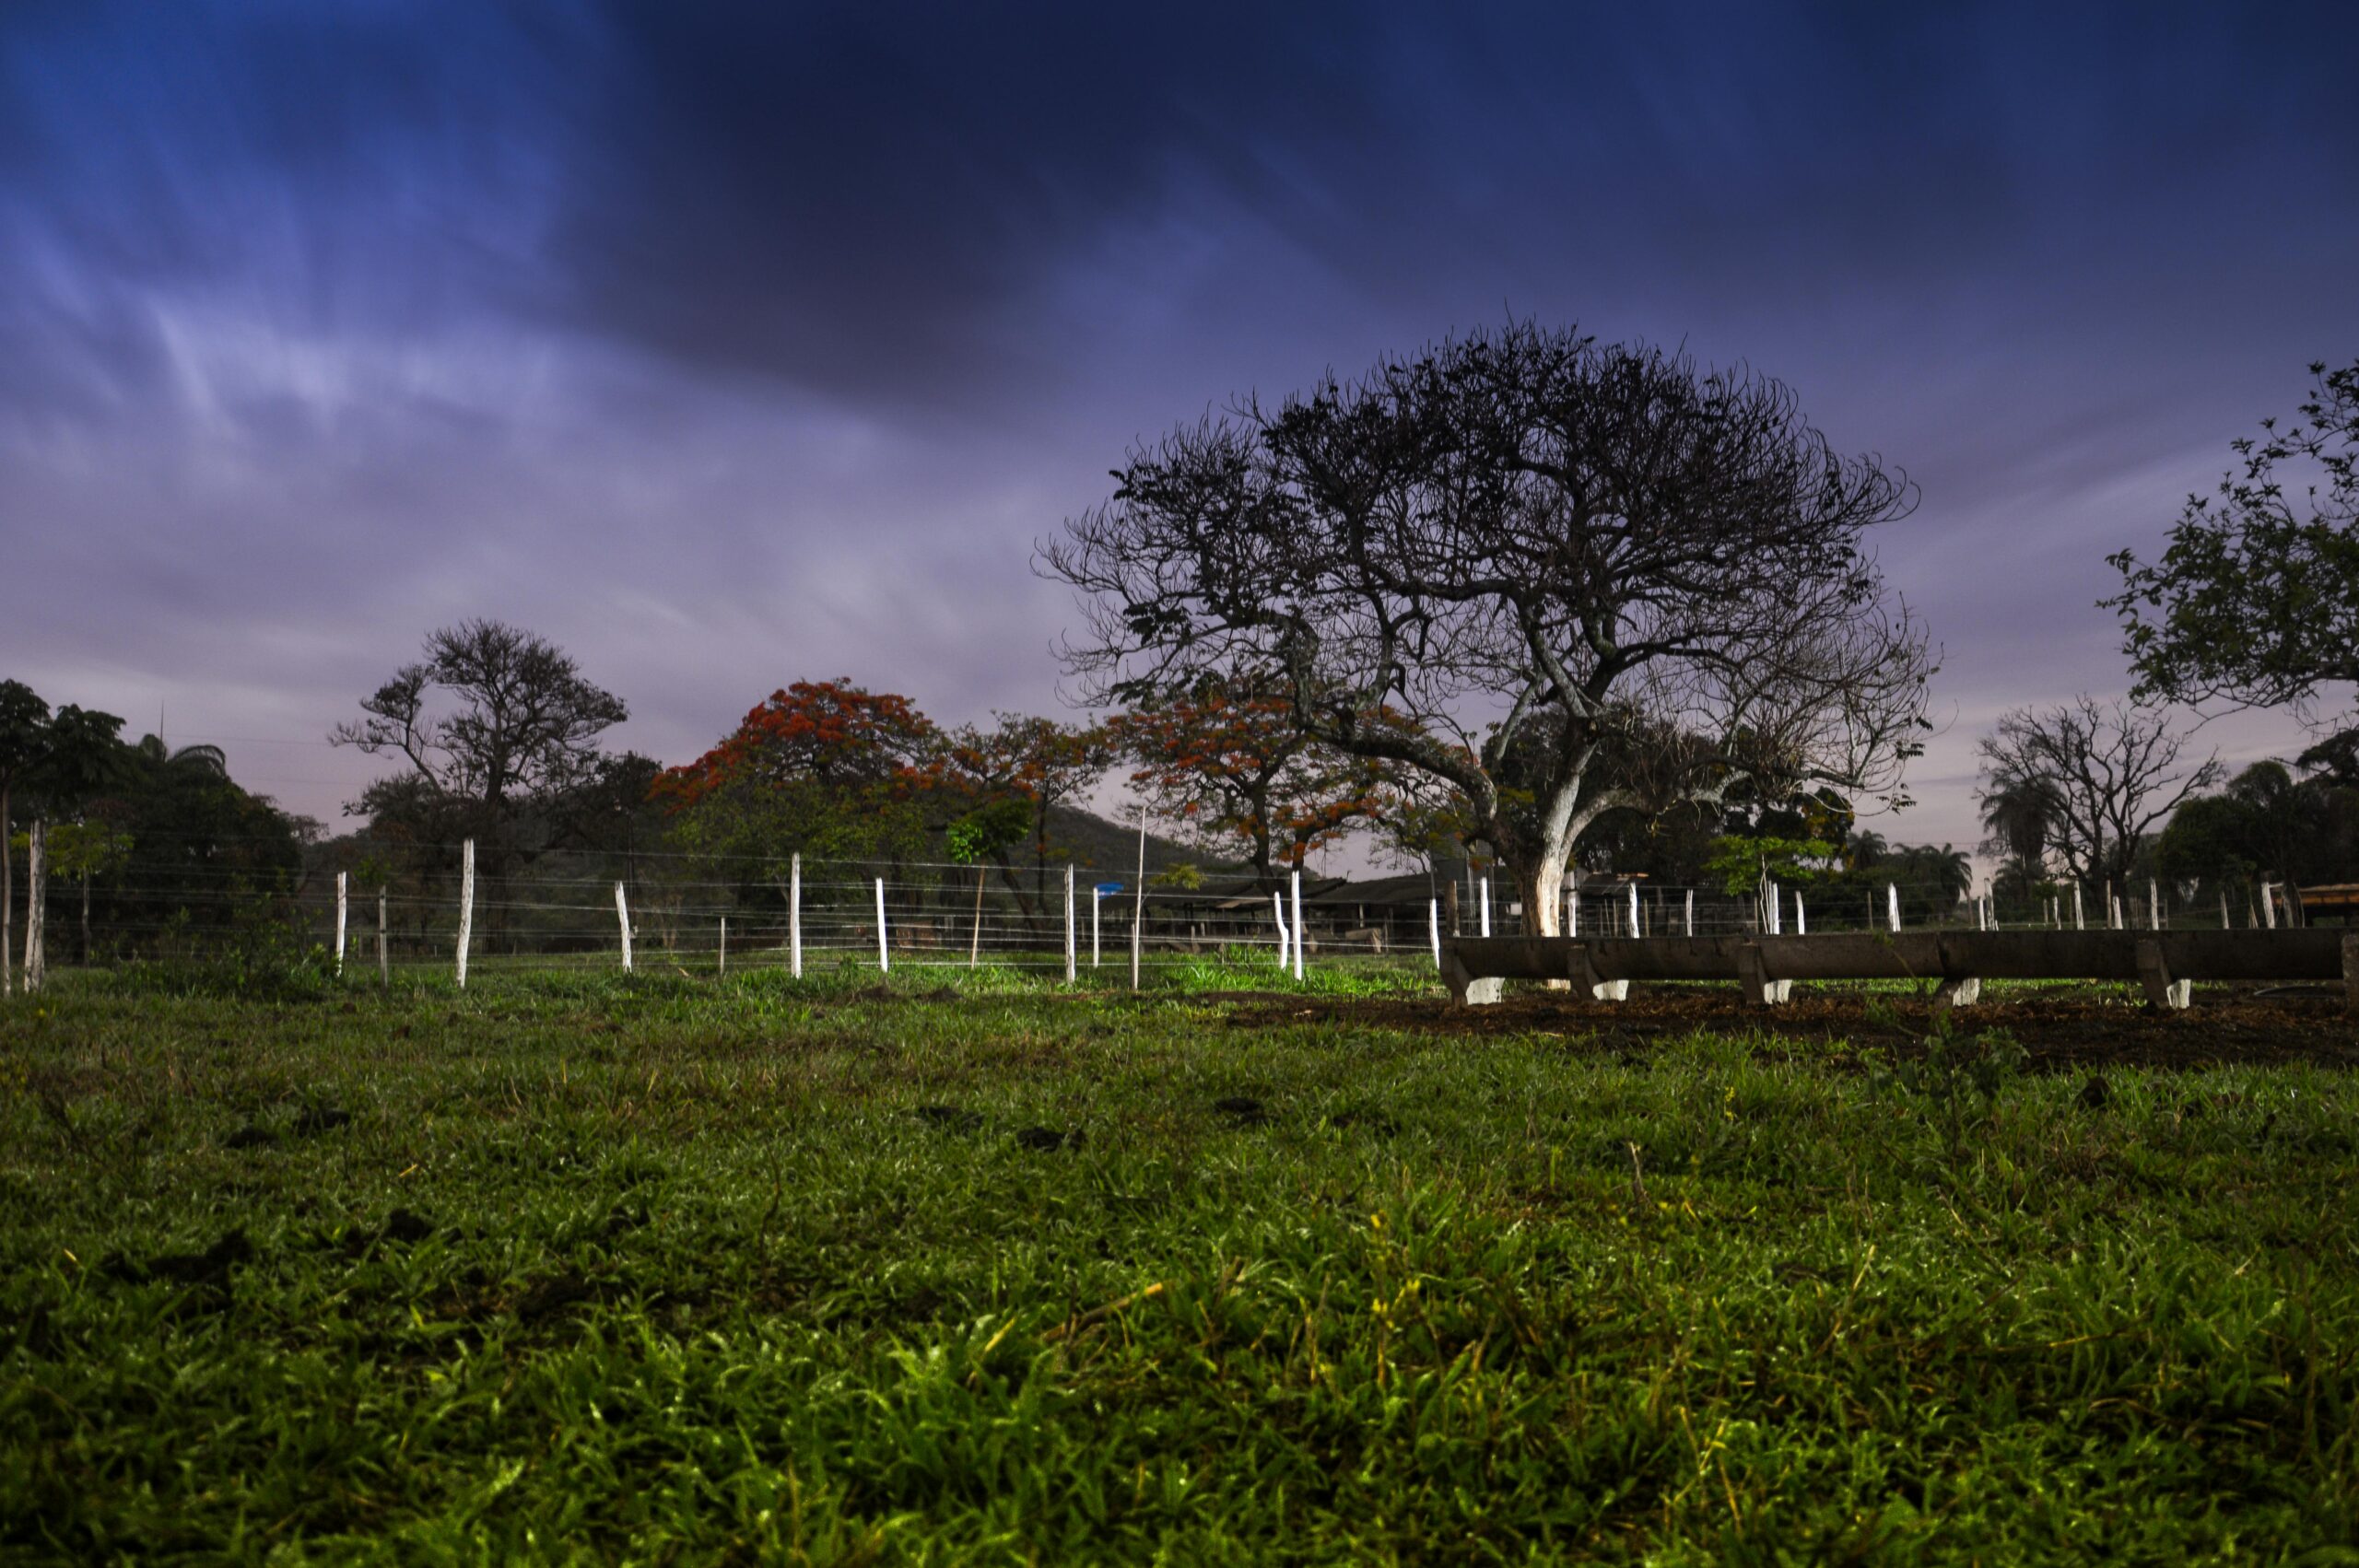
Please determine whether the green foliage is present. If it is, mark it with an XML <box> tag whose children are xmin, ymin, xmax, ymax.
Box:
<box><xmin>945</xmin><ymin>797</ymin><xmax>1030</xmax><ymax>866</ymax></box>
<box><xmin>4</xmin><ymin>977</ymin><xmax>2356</xmax><ymax>1561</ymax></box>
<box><xmin>1702</xmin><ymin>832</ymin><xmax>1839</xmax><ymax>895</ymax></box>
<box><xmin>2107</xmin><ymin>357</ymin><xmax>2359</xmax><ymax>753</ymax></box>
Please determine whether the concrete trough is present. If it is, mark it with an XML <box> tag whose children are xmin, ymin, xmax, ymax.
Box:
<box><xmin>1439</xmin><ymin>930</ymin><xmax>2359</xmax><ymax>1014</ymax></box>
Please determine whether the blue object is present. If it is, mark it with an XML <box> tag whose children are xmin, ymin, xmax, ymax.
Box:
<box><xmin>1095</xmin><ymin>882</ymin><xmax>1125</xmax><ymax>895</ymax></box>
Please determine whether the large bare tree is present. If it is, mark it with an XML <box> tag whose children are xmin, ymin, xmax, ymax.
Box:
<box><xmin>1040</xmin><ymin>322</ymin><xmax>1932</xmax><ymax>931</ymax></box>
<box><xmin>1976</xmin><ymin>696</ymin><xmax>2221</xmax><ymax>896</ymax></box>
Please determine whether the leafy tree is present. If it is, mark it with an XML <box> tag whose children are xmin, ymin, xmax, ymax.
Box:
<box><xmin>0</xmin><ymin>681</ymin><xmax>49</xmax><ymax>991</ymax></box>
<box><xmin>652</xmin><ymin>679</ymin><xmax>938</xmax><ymax>868</ymax></box>
<box><xmin>1109</xmin><ymin>677</ymin><xmax>1388</xmax><ymax>889</ymax></box>
<box><xmin>931</xmin><ymin>715</ymin><xmax>1117</xmax><ymax>929</ymax></box>
<box><xmin>2107</xmin><ymin>357</ymin><xmax>2359</xmax><ymax>777</ymax></box>
<box><xmin>2158</xmin><ymin>761</ymin><xmax>2359</xmax><ymax>916</ymax></box>
<box><xmin>1043</xmin><ymin>321</ymin><xmax>1932</xmax><ymax>931</ymax></box>
<box><xmin>84</xmin><ymin>736</ymin><xmax>306</xmax><ymax>955</ymax></box>
<box><xmin>1702</xmin><ymin>834</ymin><xmax>1842</xmax><ymax>898</ymax></box>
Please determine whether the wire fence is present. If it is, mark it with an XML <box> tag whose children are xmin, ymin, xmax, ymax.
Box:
<box><xmin>0</xmin><ymin>828</ymin><xmax>2310</xmax><ymax>990</ymax></box>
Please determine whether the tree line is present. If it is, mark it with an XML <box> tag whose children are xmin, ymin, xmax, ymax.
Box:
<box><xmin>6</xmin><ymin>326</ymin><xmax>2354</xmax><ymax>979</ymax></box>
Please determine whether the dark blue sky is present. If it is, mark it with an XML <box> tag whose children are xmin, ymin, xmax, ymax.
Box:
<box><xmin>4</xmin><ymin>1</ymin><xmax>2356</xmax><ymax>860</ymax></box>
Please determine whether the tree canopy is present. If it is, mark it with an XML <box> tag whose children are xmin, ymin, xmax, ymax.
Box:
<box><xmin>2107</xmin><ymin>357</ymin><xmax>2359</xmax><ymax>778</ymax></box>
<box><xmin>1042</xmin><ymin>321</ymin><xmax>1932</xmax><ymax>930</ymax></box>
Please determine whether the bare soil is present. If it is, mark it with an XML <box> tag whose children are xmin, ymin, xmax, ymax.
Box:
<box><xmin>1214</xmin><ymin>984</ymin><xmax>2359</xmax><ymax>1071</ymax></box>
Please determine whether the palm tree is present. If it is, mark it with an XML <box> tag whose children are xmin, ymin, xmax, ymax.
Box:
<box><xmin>135</xmin><ymin>734</ymin><xmax>228</xmax><ymax>775</ymax></box>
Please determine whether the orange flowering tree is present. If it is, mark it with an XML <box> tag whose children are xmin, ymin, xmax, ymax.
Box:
<box><xmin>651</xmin><ymin>679</ymin><xmax>940</xmax><ymax>867</ymax></box>
<box><xmin>1108</xmin><ymin>683</ymin><xmax>1391</xmax><ymax>888</ymax></box>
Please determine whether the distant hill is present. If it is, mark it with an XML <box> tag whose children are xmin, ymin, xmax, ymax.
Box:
<box><xmin>1043</xmin><ymin>803</ymin><xmax>1242</xmax><ymax>881</ymax></box>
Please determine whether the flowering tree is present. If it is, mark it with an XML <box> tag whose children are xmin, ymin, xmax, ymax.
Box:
<box><xmin>652</xmin><ymin>679</ymin><xmax>939</xmax><ymax>867</ymax></box>
<box><xmin>1109</xmin><ymin>681</ymin><xmax>1388</xmax><ymax>887</ymax></box>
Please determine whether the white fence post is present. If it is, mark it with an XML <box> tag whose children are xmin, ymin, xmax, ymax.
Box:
<box><xmin>1568</xmin><ymin>887</ymin><xmax>1579</xmax><ymax>937</ymax></box>
<box><xmin>1478</xmin><ymin>877</ymin><xmax>1491</xmax><ymax>938</ymax></box>
<box><xmin>1684</xmin><ymin>889</ymin><xmax>1695</xmax><ymax>937</ymax></box>
<box><xmin>1626</xmin><ymin>882</ymin><xmax>1639</xmax><ymax>940</ymax></box>
<box><xmin>874</xmin><ymin>877</ymin><xmax>888</xmax><ymax>973</ymax></box>
<box><xmin>1795</xmin><ymin>895</ymin><xmax>1807</xmax><ymax>937</ymax></box>
<box><xmin>2261</xmin><ymin>882</ymin><xmax>2277</xmax><ymax>930</ymax></box>
<box><xmin>1064</xmin><ymin>863</ymin><xmax>1076</xmax><ymax>985</ymax></box>
<box><xmin>1291</xmin><ymin>868</ymin><xmax>1306</xmax><ymax>981</ymax></box>
<box><xmin>616</xmin><ymin>882</ymin><xmax>633</xmax><ymax>973</ymax></box>
<box><xmin>1766</xmin><ymin>882</ymin><xmax>1781</xmax><ymax>936</ymax></box>
<box><xmin>455</xmin><ymin>837</ymin><xmax>475</xmax><ymax>989</ymax></box>
<box><xmin>2105</xmin><ymin>881</ymin><xmax>2117</xmax><ymax>929</ymax></box>
<box><xmin>1092</xmin><ymin>885</ymin><xmax>1101</xmax><ymax>968</ymax></box>
<box><xmin>789</xmin><ymin>852</ymin><xmax>803</xmax><ymax>978</ymax></box>
<box><xmin>1273</xmin><ymin>889</ymin><xmax>1288</xmax><ymax>968</ymax></box>
<box><xmin>22</xmin><ymin>822</ymin><xmax>43</xmax><ymax>993</ymax></box>
<box><xmin>2149</xmin><ymin>877</ymin><xmax>2163</xmax><ymax>931</ymax></box>
<box><xmin>1887</xmin><ymin>883</ymin><xmax>1901</xmax><ymax>932</ymax></box>
<box><xmin>1428</xmin><ymin>898</ymin><xmax>1440</xmax><ymax>969</ymax></box>
<box><xmin>2111</xmin><ymin>893</ymin><xmax>2125</xmax><ymax>930</ymax></box>
<box><xmin>334</xmin><ymin>872</ymin><xmax>347</xmax><ymax>977</ymax></box>
<box><xmin>378</xmin><ymin>886</ymin><xmax>389</xmax><ymax>986</ymax></box>
<box><xmin>719</xmin><ymin>916</ymin><xmax>727</xmax><ymax>977</ymax></box>
<box><xmin>2072</xmin><ymin>883</ymin><xmax>2084</xmax><ymax>930</ymax></box>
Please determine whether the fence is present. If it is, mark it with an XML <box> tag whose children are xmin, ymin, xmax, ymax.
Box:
<box><xmin>0</xmin><ymin>825</ymin><xmax>2322</xmax><ymax>994</ymax></box>
<box><xmin>1440</xmin><ymin>930</ymin><xmax>2359</xmax><ymax>1015</ymax></box>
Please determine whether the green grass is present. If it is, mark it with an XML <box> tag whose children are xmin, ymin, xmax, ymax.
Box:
<box><xmin>4</xmin><ymin>969</ymin><xmax>2356</xmax><ymax>1563</ymax></box>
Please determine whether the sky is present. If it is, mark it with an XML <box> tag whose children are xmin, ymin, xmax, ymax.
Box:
<box><xmin>4</xmin><ymin>0</ymin><xmax>2356</xmax><ymax>870</ymax></box>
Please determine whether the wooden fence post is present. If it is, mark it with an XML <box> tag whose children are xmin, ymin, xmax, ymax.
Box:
<box><xmin>455</xmin><ymin>837</ymin><xmax>475</xmax><ymax>989</ymax></box>
<box><xmin>334</xmin><ymin>872</ymin><xmax>347</xmax><ymax>977</ymax></box>
<box><xmin>616</xmin><ymin>882</ymin><xmax>633</xmax><ymax>973</ymax></box>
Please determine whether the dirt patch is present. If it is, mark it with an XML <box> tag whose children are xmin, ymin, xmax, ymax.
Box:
<box><xmin>1221</xmin><ymin>987</ymin><xmax>2359</xmax><ymax>1071</ymax></box>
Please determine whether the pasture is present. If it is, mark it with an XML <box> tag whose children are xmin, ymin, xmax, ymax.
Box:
<box><xmin>5</xmin><ymin>964</ymin><xmax>2356</xmax><ymax>1563</ymax></box>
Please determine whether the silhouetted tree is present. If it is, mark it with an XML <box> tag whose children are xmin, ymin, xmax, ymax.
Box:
<box><xmin>2107</xmin><ymin>357</ymin><xmax>2359</xmax><ymax>778</ymax></box>
<box><xmin>333</xmin><ymin>621</ymin><xmax>628</xmax><ymax>934</ymax></box>
<box><xmin>1043</xmin><ymin>321</ymin><xmax>1932</xmax><ymax>931</ymax></box>
<box><xmin>1978</xmin><ymin>696</ymin><xmax>2220</xmax><ymax>896</ymax></box>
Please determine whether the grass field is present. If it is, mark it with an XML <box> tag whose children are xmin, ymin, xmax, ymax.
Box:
<box><xmin>5</xmin><ymin>960</ymin><xmax>2357</xmax><ymax>1563</ymax></box>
